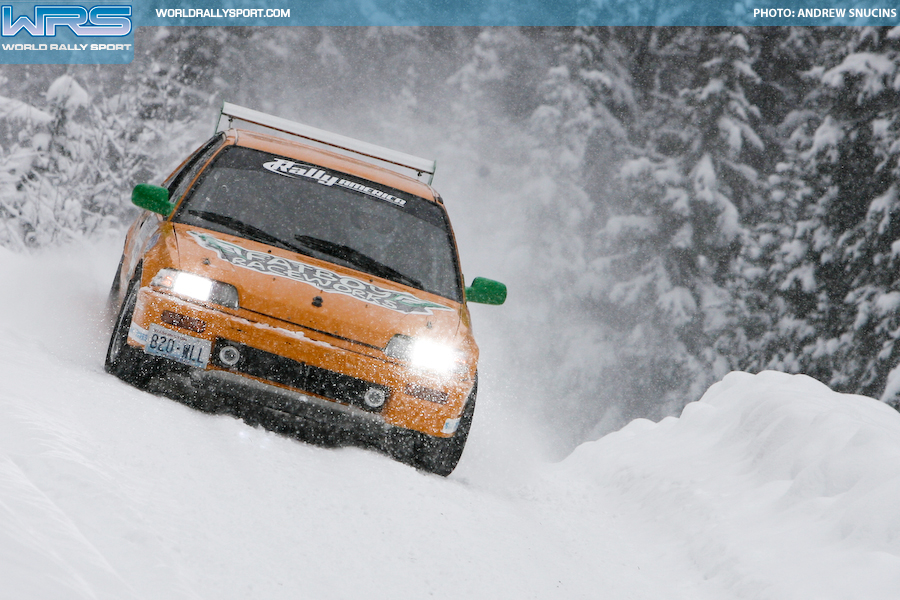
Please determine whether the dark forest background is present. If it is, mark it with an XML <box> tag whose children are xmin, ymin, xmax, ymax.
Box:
<box><xmin>2</xmin><ymin>27</ymin><xmax>900</xmax><ymax>451</ymax></box>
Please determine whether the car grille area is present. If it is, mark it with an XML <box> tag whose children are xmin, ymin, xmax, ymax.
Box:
<box><xmin>209</xmin><ymin>338</ymin><xmax>389</xmax><ymax>413</ymax></box>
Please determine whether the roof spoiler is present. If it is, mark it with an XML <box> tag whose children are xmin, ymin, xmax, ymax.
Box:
<box><xmin>215</xmin><ymin>102</ymin><xmax>437</xmax><ymax>185</ymax></box>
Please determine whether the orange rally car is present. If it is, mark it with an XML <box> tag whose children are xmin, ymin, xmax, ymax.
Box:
<box><xmin>105</xmin><ymin>103</ymin><xmax>506</xmax><ymax>476</ymax></box>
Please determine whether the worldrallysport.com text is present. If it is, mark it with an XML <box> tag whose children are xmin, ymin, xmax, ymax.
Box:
<box><xmin>154</xmin><ymin>8</ymin><xmax>291</xmax><ymax>18</ymax></box>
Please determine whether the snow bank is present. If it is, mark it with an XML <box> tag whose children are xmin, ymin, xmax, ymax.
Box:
<box><xmin>557</xmin><ymin>370</ymin><xmax>900</xmax><ymax>599</ymax></box>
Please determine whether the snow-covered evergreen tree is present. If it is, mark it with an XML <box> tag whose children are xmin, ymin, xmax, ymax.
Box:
<box><xmin>752</xmin><ymin>27</ymin><xmax>900</xmax><ymax>405</ymax></box>
<box><xmin>607</xmin><ymin>29</ymin><xmax>768</xmax><ymax>408</ymax></box>
<box><xmin>518</xmin><ymin>28</ymin><xmax>775</xmax><ymax>430</ymax></box>
<box><xmin>0</xmin><ymin>75</ymin><xmax>102</xmax><ymax>248</ymax></box>
<box><xmin>0</xmin><ymin>68</ymin><xmax>204</xmax><ymax>251</ymax></box>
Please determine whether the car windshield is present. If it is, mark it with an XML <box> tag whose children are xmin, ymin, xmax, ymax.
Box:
<box><xmin>172</xmin><ymin>146</ymin><xmax>462</xmax><ymax>301</ymax></box>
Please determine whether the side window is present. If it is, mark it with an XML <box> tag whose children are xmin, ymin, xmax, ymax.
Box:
<box><xmin>165</xmin><ymin>133</ymin><xmax>225</xmax><ymax>205</ymax></box>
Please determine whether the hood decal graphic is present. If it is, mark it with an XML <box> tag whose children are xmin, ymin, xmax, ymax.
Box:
<box><xmin>187</xmin><ymin>231</ymin><xmax>452</xmax><ymax>316</ymax></box>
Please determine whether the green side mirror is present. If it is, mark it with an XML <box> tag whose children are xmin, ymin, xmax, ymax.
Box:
<box><xmin>132</xmin><ymin>183</ymin><xmax>174</xmax><ymax>216</ymax></box>
<box><xmin>465</xmin><ymin>277</ymin><xmax>507</xmax><ymax>305</ymax></box>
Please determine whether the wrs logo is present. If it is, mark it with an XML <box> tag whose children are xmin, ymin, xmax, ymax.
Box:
<box><xmin>1</xmin><ymin>5</ymin><xmax>132</xmax><ymax>37</ymax></box>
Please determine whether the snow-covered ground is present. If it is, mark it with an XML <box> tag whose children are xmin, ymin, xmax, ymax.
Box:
<box><xmin>2</xmin><ymin>241</ymin><xmax>900</xmax><ymax>599</ymax></box>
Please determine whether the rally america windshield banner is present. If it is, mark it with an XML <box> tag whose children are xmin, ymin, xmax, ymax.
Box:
<box><xmin>262</xmin><ymin>158</ymin><xmax>408</xmax><ymax>208</ymax></box>
<box><xmin>188</xmin><ymin>230</ymin><xmax>452</xmax><ymax>316</ymax></box>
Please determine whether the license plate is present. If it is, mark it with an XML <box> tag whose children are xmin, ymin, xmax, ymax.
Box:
<box><xmin>145</xmin><ymin>324</ymin><xmax>211</xmax><ymax>369</ymax></box>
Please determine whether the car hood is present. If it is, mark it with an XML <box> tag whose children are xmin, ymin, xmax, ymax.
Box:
<box><xmin>172</xmin><ymin>224</ymin><xmax>463</xmax><ymax>350</ymax></box>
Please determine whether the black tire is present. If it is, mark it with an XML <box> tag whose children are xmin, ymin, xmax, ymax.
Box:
<box><xmin>104</xmin><ymin>269</ymin><xmax>155</xmax><ymax>387</ymax></box>
<box><xmin>106</xmin><ymin>256</ymin><xmax>124</xmax><ymax>315</ymax></box>
<box><xmin>391</xmin><ymin>379</ymin><xmax>478</xmax><ymax>477</ymax></box>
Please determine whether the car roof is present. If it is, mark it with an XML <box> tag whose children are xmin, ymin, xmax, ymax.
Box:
<box><xmin>224</xmin><ymin>129</ymin><xmax>440</xmax><ymax>203</ymax></box>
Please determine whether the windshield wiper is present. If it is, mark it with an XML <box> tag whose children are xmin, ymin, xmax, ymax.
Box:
<box><xmin>293</xmin><ymin>235</ymin><xmax>423</xmax><ymax>289</ymax></box>
<box><xmin>187</xmin><ymin>210</ymin><xmax>311</xmax><ymax>256</ymax></box>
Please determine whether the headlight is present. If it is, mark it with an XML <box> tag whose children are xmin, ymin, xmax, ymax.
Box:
<box><xmin>151</xmin><ymin>269</ymin><xmax>239</xmax><ymax>309</ymax></box>
<box><xmin>384</xmin><ymin>334</ymin><xmax>466</xmax><ymax>374</ymax></box>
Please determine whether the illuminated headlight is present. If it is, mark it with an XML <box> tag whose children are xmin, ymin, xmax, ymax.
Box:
<box><xmin>385</xmin><ymin>335</ymin><xmax>466</xmax><ymax>374</ymax></box>
<box><xmin>151</xmin><ymin>269</ymin><xmax>239</xmax><ymax>309</ymax></box>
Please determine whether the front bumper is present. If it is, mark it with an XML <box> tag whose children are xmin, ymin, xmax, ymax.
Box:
<box><xmin>127</xmin><ymin>286</ymin><xmax>473</xmax><ymax>437</ymax></box>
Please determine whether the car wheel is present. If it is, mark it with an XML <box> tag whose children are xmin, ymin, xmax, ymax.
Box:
<box><xmin>391</xmin><ymin>379</ymin><xmax>478</xmax><ymax>477</ymax></box>
<box><xmin>104</xmin><ymin>269</ymin><xmax>154</xmax><ymax>387</ymax></box>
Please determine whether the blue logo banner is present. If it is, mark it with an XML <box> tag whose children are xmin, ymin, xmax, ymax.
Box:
<box><xmin>0</xmin><ymin>1</ymin><xmax>133</xmax><ymax>63</ymax></box>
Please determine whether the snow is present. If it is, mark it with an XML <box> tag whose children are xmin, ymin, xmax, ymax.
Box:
<box><xmin>657</xmin><ymin>286</ymin><xmax>697</xmax><ymax>326</ymax></box>
<box><xmin>874</xmin><ymin>291</ymin><xmax>900</xmax><ymax>315</ymax></box>
<box><xmin>46</xmin><ymin>75</ymin><xmax>90</xmax><ymax>110</ymax></box>
<box><xmin>2</xmin><ymin>242</ymin><xmax>900</xmax><ymax>599</ymax></box>
<box><xmin>558</xmin><ymin>371</ymin><xmax>900</xmax><ymax>598</ymax></box>
<box><xmin>728</xmin><ymin>34</ymin><xmax>750</xmax><ymax>53</ymax></box>
<box><xmin>779</xmin><ymin>264</ymin><xmax>816</xmax><ymax>293</ymax></box>
<box><xmin>604</xmin><ymin>215</ymin><xmax>657</xmax><ymax>237</ymax></box>
<box><xmin>0</xmin><ymin>96</ymin><xmax>52</xmax><ymax>125</ymax></box>
<box><xmin>821</xmin><ymin>53</ymin><xmax>898</xmax><ymax>98</ymax></box>
<box><xmin>719</xmin><ymin>114</ymin><xmax>744</xmax><ymax>153</ymax></box>
<box><xmin>881</xmin><ymin>365</ymin><xmax>900</xmax><ymax>403</ymax></box>
<box><xmin>805</xmin><ymin>115</ymin><xmax>843</xmax><ymax>160</ymax></box>
<box><xmin>867</xmin><ymin>184</ymin><xmax>899</xmax><ymax>234</ymax></box>
<box><xmin>619</xmin><ymin>156</ymin><xmax>652</xmax><ymax>178</ymax></box>
<box><xmin>691</xmin><ymin>153</ymin><xmax>742</xmax><ymax>241</ymax></box>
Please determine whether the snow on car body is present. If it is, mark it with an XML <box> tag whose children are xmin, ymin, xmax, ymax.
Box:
<box><xmin>105</xmin><ymin>104</ymin><xmax>506</xmax><ymax>475</ymax></box>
